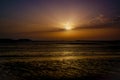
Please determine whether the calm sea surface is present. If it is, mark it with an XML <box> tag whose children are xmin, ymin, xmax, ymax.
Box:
<box><xmin>0</xmin><ymin>42</ymin><xmax>120</xmax><ymax>80</ymax></box>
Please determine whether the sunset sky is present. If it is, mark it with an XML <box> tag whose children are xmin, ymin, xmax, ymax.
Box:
<box><xmin>0</xmin><ymin>0</ymin><xmax>120</xmax><ymax>40</ymax></box>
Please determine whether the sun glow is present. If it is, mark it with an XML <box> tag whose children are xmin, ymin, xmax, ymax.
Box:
<box><xmin>64</xmin><ymin>22</ymin><xmax>73</xmax><ymax>31</ymax></box>
<box><xmin>65</xmin><ymin>26</ymin><xmax>72</xmax><ymax>30</ymax></box>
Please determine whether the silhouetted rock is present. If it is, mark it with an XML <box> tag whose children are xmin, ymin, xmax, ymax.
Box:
<box><xmin>0</xmin><ymin>39</ymin><xmax>32</xmax><ymax>43</ymax></box>
<box><xmin>0</xmin><ymin>39</ymin><xmax>14</xmax><ymax>43</ymax></box>
<box><xmin>17</xmin><ymin>39</ymin><xmax>32</xmax><ymax>42</ymax></box>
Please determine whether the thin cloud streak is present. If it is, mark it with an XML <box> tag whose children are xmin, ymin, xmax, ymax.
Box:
<box><xmin>16</xmin><ymin>16</ymin><xmax>120</xmax><ymax>34</ymax></box>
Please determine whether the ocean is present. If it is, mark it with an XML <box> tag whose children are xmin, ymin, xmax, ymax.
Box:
<box><xmin>0</xmin><ymin>41</ymin><xmax>120</xmax><ymax>80</ymax></box>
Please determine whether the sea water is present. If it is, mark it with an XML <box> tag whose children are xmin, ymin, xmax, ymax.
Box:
<box><xmin>0</xmin><ymin>42</ymin><xmax>120</xmax><ymax>80</ymax></box>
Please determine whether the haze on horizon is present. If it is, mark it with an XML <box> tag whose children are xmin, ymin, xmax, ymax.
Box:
<box><xmin>0</xmin><ymin>0</ymin><xmax>120</xmax><ymax>40</ymax></box>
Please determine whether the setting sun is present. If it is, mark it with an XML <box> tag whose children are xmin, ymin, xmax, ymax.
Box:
<box><xmin>65</xmin><ymin>26</ymin><xmax>72</xmax><ymax>31</ymax></box>
<box><xmin>64</xmin><ymin>22</ymin><xmax>73</xmax><ymax>31</ymax></box>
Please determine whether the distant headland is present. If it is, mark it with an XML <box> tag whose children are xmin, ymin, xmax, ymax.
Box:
<box><xmin>0</xmin><ymin>39</ymin><xmax>32</xmax><ymax>43</ymax></box>
<box><xmin>0</xmin><ymin>39</ymin><xmax>120</xmax><ymax>44</ymax></box>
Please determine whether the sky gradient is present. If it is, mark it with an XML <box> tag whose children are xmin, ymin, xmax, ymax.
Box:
<box><xmin>0</xmin><ymin>0</ymin><xmax>120</xmax><ymax>40</ymax></box>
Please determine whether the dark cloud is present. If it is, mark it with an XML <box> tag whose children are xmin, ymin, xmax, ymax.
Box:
<box><xmin>75</xmin><ymin>15</ymin><xmax>120</xmax><ymax>30</ymax></box>
<box><xmin>88</xmin><ymin>14</ymin><xmax>110</xmax><ymax>24</ymax></box>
